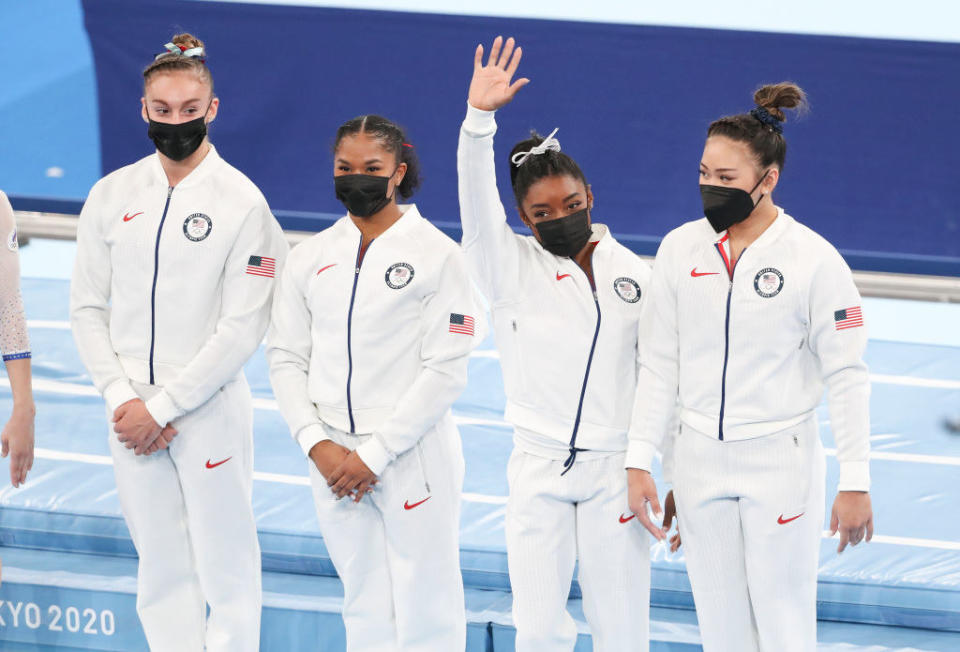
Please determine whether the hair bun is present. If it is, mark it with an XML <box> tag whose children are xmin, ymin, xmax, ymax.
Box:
<box><xmin>753</xmin><ymin>82</ymin><xmax>808</xmax><ymax>122</ymax></box>
<box><xmin>170</xmin><ymin>33</ymin><xmax>205</xmax><ymax>52</ymax></box>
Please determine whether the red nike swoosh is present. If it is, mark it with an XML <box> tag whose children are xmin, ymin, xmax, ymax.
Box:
<box><xmin>403</xmin><ymin>496</ymin><xmax>432</xmax><ymax>510</ymax></box>
<box><xmin>122</xmin><ymin>212</ymin><xmax>143</xmax><ymax>222</ymax></box>
<box><xmin>619</xmin><ymin>513</ymin><xmax>636</xmax><ymax>523</ymax></box>
<box><xmin>316</xmin><ymin>264</ymin><xmax>337</xmax><ymax>275</ymax></box>
<box><xmin>205</xmin><ymin>457</ymin><xmax>232</xmax><ymax>469</ymax></box>
<box><xmin>690</xmin><ymin>268</ymin><xmax>719</xmax><ymax>277</ymax></box>
<box><xmin>556</xmin><ymin>271</ymin><xmax>571</xmax><ymax>281</ymax></box>
<box><xmin>777</xmin><ymin>512</ymin><xmax>804</xmax><ymax>524</ymax></box>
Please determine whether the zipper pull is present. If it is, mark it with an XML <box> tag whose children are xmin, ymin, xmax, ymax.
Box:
<box><xmin>355</xmin><ymin>267</ymin><xmax>360</xmax><ymax>274</ymax></box>
<box><xmin>167</xmin><ymin>186</ymin><xmax>173</xmax><ymax>198</ymax></box>
<box><xmin>511</xmin><ymin>320</ymin><xmax>518</xmax><ymax>332</ymax></box>
<box><xmin>793</xmin><ymin>434</ymin><xmax>799</xmax><ymax>447</ymax></box>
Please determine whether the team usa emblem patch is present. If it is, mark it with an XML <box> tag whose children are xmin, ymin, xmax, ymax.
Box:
<box><xmin>613</xmin><ymin>277</ymin><xmax>641</xmax><ymax>303</ymax></box>
<box><xmin>753</xmin><ymin>267</ymin><xmax>784</xmax><ymax>298</ymax></box>
<box><xmin>449</xmin><ymin>313</ymin><xmax>475</xmax><ymax>336</ymax></box>
<box><xmin>183</xmin><ymin>213</ymin><xmax>212</xmax><ymax>241</ymax></box>
<box><xmin>385</xmin><ymin>262</ymin><xmax>415</xmax><ymax>289</ymax></box>
<box><xmin>834</xmin><ymin>306</ymin><xmax>863</xmax><ymax>330</ymax></box>
<box><xmin>246</xmin><ymin>256</ymin><xmax>276</xmax><ymax>278</ymax></box>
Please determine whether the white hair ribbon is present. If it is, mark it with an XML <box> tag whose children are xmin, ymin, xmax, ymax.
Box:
<box><xmin>155</xmin><ymin>42</ymin><xmax>206</xmax><ymax>61</ymax></box>
<box><xmin>510</xmin><ymin>127</ymin><xmax>561</xmax><ymax>167</ymax></box>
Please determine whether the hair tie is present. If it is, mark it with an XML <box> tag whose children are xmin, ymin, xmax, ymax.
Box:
<box><xmin>750</xmin><ymin>107</ymin><xmax>783</xmax><ymax>133</ymax></box>
<box><xmin>511</xmin><ymin>127</ymin><xmax>561</xmax><ymax>166</ymax></box>
<box><xmin>155</xmin><ymin>42</ymin><xmax>206</xmax><ymax>63</ymax></box>
<box><xmin>402</xmin><ymin>143</ymin><xmax>414</xmax><ymax>148</ymax></box>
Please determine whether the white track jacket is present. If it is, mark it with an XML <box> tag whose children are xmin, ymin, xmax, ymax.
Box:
<box><xmin>71</xmin><ymin>146</ymin><xmax>288</xmax><ymax>426</ymax></box>
<box><xmin>458</xmin><ymin>106</ymin><xmax>652</xmax><ymax>463</ymax></box>
<box><xmin>266</xmin><ymin>205</ymin><xmax>483</xmax><ymax>476</ymax></box>
<box><xmin>627</xmin><ymin>211</ymin><xmax>871</xmax><ymax>491</ymax></box>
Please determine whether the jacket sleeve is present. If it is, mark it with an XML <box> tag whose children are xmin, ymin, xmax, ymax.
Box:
<box><xmin>457</xmin><ymin>104</ymin><xmax>522</xmax><ymax>305</ymax></box>
<box><xmin>626</xmin><ymin>236</ymin><xmax>680</xmax><ymax>472</ymax></box>
<box><xmin>0</xmin><ymin>192</ymin><xmax>31</xmax><ymax>362</ymax></box>
<box><xmin>807</xmin><ymin>248</ymin><xmax>871</xmax><ymax>491</ymax></box>
<box><xmin>144</xmin><ymin>201</ymin><xmax>289</xmax><ymax>426</ymax></box>
<box><xmin>265</xmin><ymin>247</ymin><xmax>330</xmax><ymax>456</ymax></box>
<box><xmin>70</xmin><ymin>182</ymin><xmax>141</xmax><ymax>411</ymax></box>
<box><xmin>355</xmin><ymin>247</ymin><xmax>484</xmax><ymax>475</ymax></box>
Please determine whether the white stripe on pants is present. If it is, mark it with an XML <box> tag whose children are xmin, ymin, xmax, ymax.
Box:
<box><xmin>307</xmin><ymin>415</ymin><xmax>466</xmax><ymax>652</ymax></box>
<box><xmin>505</xmin><ymin>449</ymin><xmax>651</xmax><ymax>652</ymax></box>
<box><xmin>672</xmin><ymin>415</ymin><xmax>825</xmax><ymax>652</ymax></box>
<box><xmin>108</xmin><ymin>379</ymin><xmax>262</xmax><ymax>652</ymax></box>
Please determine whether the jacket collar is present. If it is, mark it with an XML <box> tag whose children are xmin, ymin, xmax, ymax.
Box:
<box><xmin>149</xmin><ymin>144</ymin><xmax>222</xmax><ymax>190</ymax></box>
<box><xmin>340</xmin><ymin>203</ymin><xmax>423</xmax><ymax>238</ymax></box>
<box><xmin>712</xmin><ymin>206</ymin><xmax>793</xmax><ymax>249</ymax></box>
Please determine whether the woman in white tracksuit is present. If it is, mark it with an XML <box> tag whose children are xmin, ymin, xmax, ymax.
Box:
<box><xmin>458</xmin><ymin>37</ymin><xmax>659</xmax><ymax>651</ymax></box>
<box><xmin>267</xmin><ymin>114</ymin><xmax>483</xmax><ymax>651</ymax></box>
<box><xmin>70</xmin><ymin>34</ymin><xmax>287</xmax><ymax>651</ymax></box>
<box><xmin>0</xmin><ymin>190</ymin><xmax>35</xmax><ymax>488</ymax></box>
<box><xmin>628</xmin><ymin>83</ymin><xmax>875</xmax><ymax>652</ymax></box>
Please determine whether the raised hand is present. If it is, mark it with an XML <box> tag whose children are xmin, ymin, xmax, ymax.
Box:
<box><xmin>468</xmin><ymin>36</ymin><xmax>530</xmax><ymax>112</ymax></box>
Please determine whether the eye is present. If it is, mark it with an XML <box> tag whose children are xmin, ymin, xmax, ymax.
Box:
<box><xmin>720</xmin><ymin>175</ymin><xmax>732</xmax><ymax>183</ymax></box>
<box><xmin>154</xmin><ymin>107</ymin><xmax>168</xmax><ymax>114</ymax></box>
<box><xmin>698</xmin><ymin>169</ymin><xmax>707</xmax><ymax>177</ymax></box>
<box><xmin>567</xmin><ymin>200</ymin><xmax>582</xmax><ymax>210</ymax></box>
<box><xmin>534</xmin><ymin>210</ymin><xmax>549</xmax><ymax>219</ymax></box>
<box><xmin>366</xmin><ymin>166</ymin><xmax>381</xmax><ymax>173</ymax></box>
<box><xmin>337</xmin><ymin>165</ymin><xmax>351</xmax><ymax>172</ymax></box>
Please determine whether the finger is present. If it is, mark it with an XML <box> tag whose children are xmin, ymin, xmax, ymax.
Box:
<box><xmin>473</xmin><ymin>43</ymin><xmax>483</xmax><ymax>71</ymax></box>
<box><xmin>1</xmin><ymin>438</ymin><xmax>8</xmax><ymax>457</ymax></box>
<box><xmin>8</xmin><ymin>464</ymin><xmax>16</xmax><ymax>487</ymax></box>
<box><xmin>335</xmin><ymin>476</ymin><xmax>359</xmax><ymax>500</ymax></box>
<box><xmin>497</xmin><ymin>37</ymin><xmax>515</xmax><ymax>69</ymax></box>
<box><xmin>648</xmin><ymin>494</ymin><xmax>663</xmax><ymax>523</ymax></box>
<box><xmin>635</xmin><ymin>503</ymin><xmax>665</xmax><ymax>540</ymax></box>
<box><xmin>849</xmin><ymin>525</ymin><xmax>864</xmax><ymax>547</ymax></box>
<box><xmin>327</xmin><ymin>465</ymin><xmax>344</xmax><ymax>488</ymax></box>
<box><xmin>661</xmin><ymin>507</ymin><xmax>674</xmax><ymax>532</ymax></box>
<box><xmin>670</xmin><ymin>534</ymin><xmax>682</xmax><ymax>553</ymax></box>
<box><xmin>487</xmin><ymin>35</ymin><xmax>503</xmax><ymax>67</ymax></box>
<box><xmin>19</xmin><ymin>463</ymin><xmax>28</xmax><ymax>486</ymax></box>
<box><xmin>866</xmin><ymin>517</ymin><xmax>874</xmax><ymax>542</ymax></box>
<box><xmin>505</xmin><ymin>45</ymin><xmax>523</xmax><ymax>78</ymax></box>
<box><xmin>507</xmin><ymin>77</ymin><xmax>530</xmax><ymax>98</ymax></box>
<box><xmin>829</xmin><ymin>507</ymin><xmax>839</xmax><ymax>536</ymax></box>
<box><xmin>837</xmin><ymin>526</ymin><xmax>850</xmax><ymax>553</ymax></box>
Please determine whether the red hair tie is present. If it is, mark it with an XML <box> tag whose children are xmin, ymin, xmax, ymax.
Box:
<box><xmin>402</xmin><ymin>143</ymin><xmax>414</xmax><ymax>148</ymax></box>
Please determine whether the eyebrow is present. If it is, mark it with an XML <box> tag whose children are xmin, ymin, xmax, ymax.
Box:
<box><xmin>701</xmin><ymin>162</ymin><xmax>738</xmax><ymax>173</ymax></box>
<box><xmin>336</xmin><ymin>158</ymin><xmax>383</xmax><ymax>165</ymax></box>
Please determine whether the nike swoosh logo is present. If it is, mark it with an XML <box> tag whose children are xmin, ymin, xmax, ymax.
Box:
<box><xmin>404</xmin><ymin>496</ymin><xmax>432</xmax><ymax>510</ymax></box>
<box><xmin>619</xmin><ymin>513</ymin><xmax>636</xmax><ymax>523</ymax></box>
<box><xmin>205</xmin><ymin>457</ymin><xmax>232</xmax><ymax>469</ymax></box>
<box><xmin>556</xmin><ymin>271</ymin><xmax>572</xmax><ymax>281</ymax></box>
<box><xmin>690</xmin><ymin>268</ymin><xmax>719</xmax><ymax>277</ymax></box>
<box><xmin>777</xmin><ymin>512</ymin><xmax>804</xmax><ymax>524</ymax></box>
<box><xmin>316</xmin><ymin>263</ymin><xmax>337</xmax><ymax>275</ymax></box>
<box><xmin>122</xmin><ymin>212</ymin><xmax>143</xmax><ymax>222</ymax></box>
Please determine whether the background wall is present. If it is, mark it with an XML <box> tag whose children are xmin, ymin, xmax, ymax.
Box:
<box><xmin>2</xmin><ymin>0</ymin><xmax>958</xmax><ymax>273</ymax></box>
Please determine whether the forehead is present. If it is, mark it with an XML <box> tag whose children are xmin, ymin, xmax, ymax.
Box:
<box><xmin>335</xmin><ymin>132</ymin><xmax>395</xmax><ymax>161</ymax></box>
<box><xmin>144</xmin><ymin>70</ymin><xmax>210</xmax><ymax>102</ymax></box>
<box><xmin>701</xmin><ymin>135</ymin><xmax>756</xmax><ymax>168</ymax></box>
<box><xmin>522</xmin><ymin>174</ymin><xmax>586</xmax><ymax>205</ymax></box>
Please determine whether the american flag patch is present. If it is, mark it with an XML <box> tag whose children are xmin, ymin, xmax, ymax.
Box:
<box><xmin>449</xmin><ymin>313</ymin><xmax>475</xmax><ymax>336</ymax></box>
<box><xmin>834</xmin><ymin>306</ymin><xmax>863</xmax><ymax>331</ymax></box>
<box><xmin>246</xmin><ymin>255</ymin><xmax>276</xmax><ymax>278</ymax></box>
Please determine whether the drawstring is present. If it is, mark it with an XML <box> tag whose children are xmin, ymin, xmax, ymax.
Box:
<box><xmin>560</xmin><ymin>446</ymin><xmax>587</xmax><ymax>476</ymax></box>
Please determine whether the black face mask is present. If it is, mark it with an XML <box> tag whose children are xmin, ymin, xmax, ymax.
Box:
<box><xmin>534</xmin><ymin>208</ymin><xmax>592</xmax><ymax>258</ymax></box>
<box><xmin>335</xmin><ymin>173</ymin><xmax>395</xmax><ymax>218</ymax></box>
<box><xmin>148</xmin><ymin>114</ymin><xmax>208</xmax><ymax>162</ymax></box>
<box><xmin>700</xmin><ymin>170</ymin><xmax>769</xmax><ymax>233</ymax></box>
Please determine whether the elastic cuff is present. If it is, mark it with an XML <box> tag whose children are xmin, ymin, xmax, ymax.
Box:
<box><xmin>296</xmin><ymin>424</ymin><xmax>330</xmax><ymax>457</ymax></box>
<box><xmin>144</xmin><ymin>390</ymin><xmax>183</xmax><ymax>427</ymax></box>
<box><xmin>103</xmin><ymin>379</ymin><xmax>140</xmax><ymax>413</ymax></box>
<box><xmin>3</xmin><ymin>351</ymin><xmax>31</xmax><ymax>362</ymax></box>
<box><xmin>463</xmin><ymin>103</ymin><xmax>497</xmax><ymax>137</ymax></box>
<box><xmin>624</xmin><ymin>439</ymin><xmax>658</xmax><ymax>472</ymax></box>
<box><xmin>837</xmin><ymin>460</ymin><xmax>871</xmax><ymax>492</ymax></box>
<box><xmin>356</xmin><ymin>436</ymin><xmax>392</xmax><ymax>476</ymax></box>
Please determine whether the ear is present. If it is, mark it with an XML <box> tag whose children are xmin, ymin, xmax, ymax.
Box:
<box><xmin>516</xmin><ymin>206</ymin><xmax>533</xmax><ymax>229</ymax></box>
<box><xmin>141</xmin><ymin>97</ymin><xmax>149</xmax><ymax>124</ymax></box>
<box><xmin>760</xmin><ymin>167</ymin><xmax>779</xmax><ymax>195</ymax></box>
<box><xmin>205</xmin><ymin>96</ymin><xmax>220</xmax><ymax>125</ymax></box>
<box><xmin>586</xmin><ymin>183</ymin><xmax>594</xmax><ymax>210</ymax></box>
<box><xmin>393</xmin><ymin>161</ymin><xmax>407</xmax><ymax>186</ymax></box>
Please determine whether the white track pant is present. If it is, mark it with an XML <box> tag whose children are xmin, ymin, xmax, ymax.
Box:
<box><xmin>673</xmin><ymin>415</ymin><xmax>826</xmax><ymax>652</ymax></box>
<box><xmin>505</xmin><ymin>449</ymin><xmax>651</xmax><ymax>652</ymax></box>
<box><xmin>107</xmin><ymin>379</ymin><xmax>262</xmax><ymax>652</ymax></box>
<box><xmin>307</xmin><ymin>416</ymin><xmax>466</xmax><ymax>652</ymax></box>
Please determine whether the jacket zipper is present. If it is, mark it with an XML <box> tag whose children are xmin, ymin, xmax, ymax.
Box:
<box><xmin>562</xmin><ymin>253</ymin><xmax>601</xmax><ymax>475</ymax></box>
<box><xmin>345</xmin><ymin>234</ymin><xmax>372</xmax><ymax>433</ymax></box>
<box><xmin>714</xmin><ymin>241</ymin><xmax>745</xmax><ymax>441</ymax></box>
<box><xmin>148</xmin><ymin>186</ymin><xmax>174</xmax><ymax>385</ymax></box>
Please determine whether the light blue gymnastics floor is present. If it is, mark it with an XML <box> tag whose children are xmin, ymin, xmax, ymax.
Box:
<box><xmin>1</xmin><ymin>238</ymin><xmax>959</xmax><ymax>651</ymax></box>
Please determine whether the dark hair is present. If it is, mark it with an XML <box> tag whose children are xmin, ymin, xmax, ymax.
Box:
<box><xmin>142</xmin><ymin>33</ymin><xmax>213</xmax><ymax>94</ymax></box>
<box><xmin>333</xmin><ymin>115</ymin><xmax>421</xmax><ymax>199</ymax></box>
<box><xmin>707</xmin><ymin>82</ymin><xmax>808</xmax><ymax>172</ymax></box>
<box><xmin>508</xmin><ymin>131</ymin><xmax>587</xmax><ymax>205</ymax></box>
